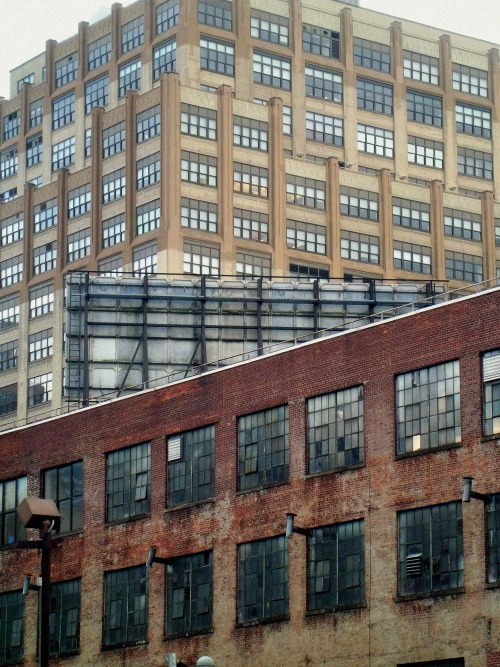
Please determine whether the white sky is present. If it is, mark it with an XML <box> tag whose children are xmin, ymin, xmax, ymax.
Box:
<box><xmin>1</xmin><ymin>0</ymin><xmax>500</xmax><ymax>100</ymax></box>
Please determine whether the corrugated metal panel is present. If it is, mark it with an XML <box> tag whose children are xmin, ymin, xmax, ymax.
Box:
<box><xmin>483</xmin><ymin>354</ymin><xmax>500</xmax><ymax>382</ymax></box>
<box><xmin>167</xmin><ymin>435</ymin><xmax>181</xmax><ymax>461</ymax></box>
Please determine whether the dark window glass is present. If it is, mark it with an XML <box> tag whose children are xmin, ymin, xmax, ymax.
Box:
<box><xmin>43</xmin><ymin>461</ymin><xmax>83</xmax><ymax>533</ymax></box>
<box><xmin>0</xmin><ymin>591</ymin><xmax>23</xmax><ymax>663</ymax></box>
<box><xmin>305</xmin><ymin>65</ymin><xmax>342</xmax><ymax>102</ymax></box>
<box><xmin>49</xmin><ymin>579</ymin><xmax>80</xmax><ymax>657</ymax></box>
<box><xmin>303</xmin><ymin>23</ymin><xmax>340</xmax><ymax>59</ymax></box>
<box><xmin>167</xmin><ymin>425</ymin><xmax>215</xmax><ymax>507</ymax></box>
<box><xmin>407</xmin><ymin>90</ymin><xmax>442</xmax><ymax>127</ymax></box>
<box><xmin>354</xmin><ymin>38</ymin><xmax>390</xmax><ymax>72</ymax></box>
<box><xmin>88</xmin><ymin>35</ymin><xmax>111</xmax><ymax>71</ymax></box>
<box><xmin>106</xmin><ymin>443</ymin><xmax>150</xmax><ymax>522</ymax></box>
<box><xmin>357</xmin><ymin>77</ymin><xmax>393</xmax><ymax>115</ymax></box>
<box><xmin>153</xmin><ymin>39</ymin><xmax>176</xmax><ymax>80</ymax></box>
<box><xmin>166</xmin><ymin>551</ymin><xmax>213</xmax><ymax>636</ymax></box>
<box><xmin>487</xmin><ymin>493</ymin><xmax>500</xmax><ymax>583</ymax></box>
<box><xmin>199</xmin><ymin>0</ymin><xmax>232</xmax><ymax>31</ymax></box>
<box><xmin>483</xmin><ymin>350</ymin><xmax>500</xmax><ymax>437</ymax></box>
<box><xmin>157</xmin><ymin>0</ymin><xmax>179</xmax><ymax>34</ymax></box>
<box><xmin>103</xmin><ymin>566</ymin><xmax>148</xmax><ymax>648</ymax></box>
<box><xmin>200</xmin><ymin>37</ymin><xmax>234</xmax><ymax>76</ymax></box>
<box><xmin>0</xmin><ymin>476</ymin><xmax>27</xmax><ymax>546</ymax></box>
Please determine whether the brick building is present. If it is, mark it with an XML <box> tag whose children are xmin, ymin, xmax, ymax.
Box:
<box><xmin>0</xmin><ymin>286</ymin><xmax>498</xmax><ymax>666</ymax></box>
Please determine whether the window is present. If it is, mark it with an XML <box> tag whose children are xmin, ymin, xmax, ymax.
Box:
<box><xmin>103</xmin><ymin>214</ymin><xmax>125</xmax><ymax>248</ymax></box>
<box><xmin>1</xmin><ymin>255</ymin><xmax>23</xmax><ymax>286</ymax></box>
<box><xmin>0</xmin><ymin>590</ymin><xmax>23</xmax><ymax>663</ymax></box>
<box><xmin>483</xmin><ymin>350</ymin><xmax>500</xmax><ymax>437</ymax></box>
<box><xmin>3</xmin><ymin>111</ymin><xmax>20</xmax><ymax>141</ymax></box>
<box><xmin>137</xmin><ymin>153</ymin><xmax>160</xmax><ymax>189</ymax></box>
<box><xmin>99</xmin><ymin>253</ymin><xmax>122</xmax><ymax>276</ymax></box>
<box><xmin>133</xmin><ymin>241</ymin><xmax>157</xmax><ymax>276</ymax></box>
<box><xmin>30</xmin><ymin>99</ymin><xmax>43</xmax><ymax>128</ymax></box>
<box><xmin>0</xmin><ymin>294</ymin><xmax>19</xmax><ymax>329</ymax></box>
<box><xmin>286</xmin><ymin>220</ymin><xmax>326</xmax><ymax>254</ymax></box>
<box><xmin>122</xmin><ymin>16</ymin><xmax>144</xmax><ymax>54</ymax></box>
<box><xmin>199</xmin><ymin>0</ymin><xmax>232</xmax><ymax>30</ymax></box>
<box><xmin>253</xmin><ymin>51</ymin><xmax>291</xmax><ymax>90</ymax></box>
<box><xmin>457</xmin><ymin>147</ymin><xmax>493</xmax><ymax>180</ymax></box>
<box><xmin>403</xmin><ymin>50</ymin><xmax>439</xmax><ymax>85</ymax></box>
<box><xmin>283</xmin><ymin>105</ymin><xmax>292</xmax><ymax>135</ymax></box>
<box><xmin>84</xmin><ymin>128</ymin><xmax>92</xmax><ymax>158</ymax></box>
<box><xmin>43</xmin><ymin>461</ymin><xmax>83</xmax><ymax>533</ymax></box>
<box><xmin>340</xmin><ymin>186</ymin><xmax>378</xmax><ymax>221</ymax></box>
<box><xmin>67</xmin><ymin>230</ymin><xmax>90</xmax><ymax>263</ymax></box>
<box><xmin>398</xmin><ymin>661</ymin><xmax>464</xmax><ymax>667</ymax></box>
<box><xmin>358</xmin><ymin>124</ymin><xmax>394</xmax><ymax>158</ymax></box>
<box><xmin>137</xmin><ymin>200</ymin><xmax>160</xmax><ymax>236</ymax></box>
<box><xmin>444</xmin><ymin>208</ymin><xmax>481</xmax><ymax>241</ymax></box>
<box><xmin>341</xmin><ymin>231</ymin><xmax>379</xmax><ymax>265</ymax></box>
<box><xmin>103</xmin><ymin>566</ymin><xmax>148</xmax><ymax>648</ymax></box>
<box><xmin>286</xmin><ymin>175</ymin><xmax>325</xmax><ymax>210</ymax></box>
<box><xmin>200</xmin><ymin>37</ymin><xmax>234</xmax><ymax>76</ymax></box>
<box><xmin>452</xmin><ymin>63</ymin><xmax>488</xmax><ymax>97</ymax></box>
<box><xmin>238</xmin><ymin>405</ymin><xmax>288</xmax><ymax>490</ymax></box>
<box><xmin>0</xmin><ymin>384</ymin><xmax>18</xmax><ymax>418</ymax></box>
<box><xmin>28</xmin><ymin>328</ymin><xmax>53</xmax><ymax>362</ymax></box>
<box><xmin>103</xmin><ymin>122</ymin><xmax>126</xmax><ymax>159</ymax></box>
<box><xmin>181</xmin><ymin>104</ymin><xmax>217</xmax><ymax>140</ymax></box>
<box><xmin>34</xmin><ymin>199</ymin><xmax>58</xmax><ymax>234</ymax></box>
<box><xmin>49</xmin><ymin>580</ymin><xmax>80</xmax><ymax>657</ymax></box>
<box><xmin>357</xmin><ymin>78</ymin><xmax>393</xmax><ymax>115</ymax></box>
<box><xmin>455</xmin><ymin>101</ymin><xmax>491</xmax><ymax>137</ymax></box>
<box><xmin>0</xmin><ymin>340</ymin><xmax>17</xmax><ymax>373</ymax></box>
<box><xmin>29</xmin><ymin>282</ymin><xmax>53</xmax><ymax>319</ymax></box>
<box><xmin>119</xmin><ymin>58</ymin><xmax>141</xmax><ymax>97</ymax></box>
<box><xmin>107</xmin><ymin>442</ymin><xmax>150</xmax><ymax>522</ymax></box>
<box><xmin>52</xmin><ymin>91</ymin><xmax>75</xmax><ymax>129</ymax></box>
<box><xmin>445</xmin><ymin>250</ymin><xmax>482</xmax><ymax>282</ymax></box>
<box><xmin>26</xmin><ymin>134</ymin><xmax>43</xmax><ymax>167</ymax></box>
<box><xmin>495</xmin><ymin>221</ymin><xmax>500</xmax><ymax>247</ymax></box>
<box><xmin>0</xmin><ymin>187</ymin><xmax>17</xmax><ymax>203</ymax></box>
<box><xmin>137</xmin><ymin>106</ymin><xmax>160</xmax><ymax>142</ymax></box>
<box><xmin>0</xmin><ymin>146</ymin><xmax>18</xmax><ymax>180</ymax></box>
<box><xmin>181</xmin><ymin>151</ymin><xmax>217</xmax><ymax>187</ymax></box>
<box><xmin>302</xmin><ymin>23</ymin><xmax>340</xmax><ymax>59</ymax></box>
<box><xmin>306</xmin><ymin>111</ymin><xmax>343</xmax><ymax>146</ymax></box>
<box><xmin>52</xmin><ymin>137</ymin><xmax>75</xmax><ymax>171</ymax></box>
<box><xmin>398</xmin><ymin>502</ymin><xmax>463</xmax><ymax>596</ymax></box>
<box><xmin>17</xmin><ymin>73</ymin><xmax>34</xmax><ymax>92</ymax></box>
<box><xmin>68</xmin><ymin>185</ymin><xmax>91</xmax><ymax>219</ymax></box>
<box><xmin>1</xmin><ymin>213</ymin><xmax>23</xmax><ymax>246</ymax></box>
<box><xmin>28</xmin><ymin>176</ymin><xmax>43</xmax><ymax>188</ymax></box>
<box><xmin>167</xmin><ymin>425</ymin><xmax>215</xmax><ymax>506</ymax></box>
<box><xmin>153</xmin><ymin>38</ymin><xmax>177</xmax><ymax>80</ymax></box>
<box><xmin>88</xmin><ymin>34</ymin><xmax>111</xmax><ymax>71</ymax></box>
<box><xmin>183</xmin><ymin>241</ymin><xmax>220</xmax><ymax>276</ymax></box>
<box><xmin>354</xmin><ymin>38</ymin><xmax>390</xmax><ymax>72</ymax></box>
<box><xmin>103</xmin><ymin>168</ymin><xmax>126</xmax><ymax>203</ymax></box>
<box><xmin>233</xmin><ymin>163</ymin><xmax>268</xmax><ymax>198</ymax></box>
<box><xmin>393</xmin><ymin>241</ymin><xmax>432</xmax><ymax>274</ymax></box>
<box><xmin>396</xmin><ymin>360</ymin><xmax>460</xmax><ymax>455</ymax></box>
<box><xmin>250</xmin><ymin>9</ymin><xmax>288</xmax><ymax>45</ymax></box>
<box><xmin>182</xmin><ymin>198</ymin><xmax>217</xmax><ymax>234</ymax></box>
<box><xmin>238</xmin><ymin>536</ymin><xmax>288</xmax><ymax>624</ymax></box>
<box><xmin>408</xmin><ymin>136</ymin><xmax>443</xmax><ymax>169</ymax></box>
<box><xmin>234</xmin><ymin>208</ymin><xmax>268</xmax><ymax>242</ymax></box>
<box><xmin>407</xmin><ymin>90</ymin><xmax>442</xmax><ymax>127</ymax></box>
<box><xmin>157</xmin><ymin>0</ymin><xmax>179</xmax><ymax>33</ymax></box>
<box><xmin>236</xmin><ymin>251</ymin><xmax>271</xmax><ymax>278</ymax></box>
<box><xmin>55</xmin><ymin>53</ymin><xmax>78</xmax><ymax>88</ymax></box>
<box><xmin>233</xmin><ymin>116</ymin><xmax>267</xmax><ymax>151</ymax></box>
<box><xmin>28</xmin><ymin>372</ymin><xmax>52</xmax><ymax>406</ymax></box>
<box><xmin>166</xmin><ymin>551</ymin><xmax>213</xmax><ymax>636</ymax></box>
<box><xmin>305</xmin><ymin>64</ymin><xmax>342</xmax><ymax>102</ymax></box>
<box><xmin>85</xmin><ymin>75</ymin><xmax>109</xmax><ymax>114</ymax></box>
<box><xmin>392</xmin><ymin>198</ymin><xmax>430</xmax><ymax>232</ymax></box>
<box><xmin>485</xmin><ymin>492</ymin><xmax>500</xmax><ymax>584</ymax></box>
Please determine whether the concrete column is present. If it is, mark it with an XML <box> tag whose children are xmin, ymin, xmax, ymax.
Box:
<box><xmin>326</xmin><ymin>157</ymin><xmax>341</xmax><ymax>277</ymax></box>
<box><xmin>57</xmin><ymin>169</ymin><xmax>69</xmax><ymax>272</ymax></box>
<box><xmin>23</xmin><ymin>183</ymin><xmax>36</xmax><ymax>284</ymax></box>
<box><xmin>341</xmin><ymin>8</ymin><xmax>358</xmax><ymax>169</ymax></box>
<box><xmin>90</xmin><ymin>107</ymin><xmax>104</xmax><ymax>267</ymax></box>
<box><xmin>488</xmin><ymin>49</ymin><xmax>500</xmax><ymax>200</ymax></box>
<box><xmin>111</xmin><ymin>3</ymin><xmax>123</xmax><ymax>64</ymax></box>
<box><xmin>161</xmin><ymin>73</ymin><xmax>181</xmax><ymax>274</ymax></box>
<box><xmin>391</xmin><ymin>22</ymin><xmax>407</xmax><ymax>180</ymax></box>
<box><xmin>144</xmin><ymin>0</ymin><xmax>155</xmax><ymax>45</ymax></box>
<box><xmin>78</xmin><ymin>22</ymin><xmax>89</xmax><ymax>79</ymax></box>
<box><xmin>217</xmin><ymin>84</ymin><xmax>234</xmax><ymax>275</ymax></box>
<box><xmin>45</xmin><ymin>39</ymin><xmax>57</xmax><ymax>97</ymax></box>
<box><xmin>481</xmin><ymin>191</ymin><xmax>496</xmax><ymax>284</ymax></box>
<box><xmin>289</xmin><ymin>0</ymin><xmax>306</xmax><ymax>158</ymax></box>
<box><xmin>124</xmin><ymin>91</ymin><xmax>138</xmax><ymax>260</ymax></box>
<box><xmin>429</xmin><ymin>180</ymin><xmax>445</xmax><ymax>280</ymax></box>
<box><xmin>378</xmin><ymin>169</ymin><xmax>394</xmax><ymax>278</ymax></box>
<box><xmin>440</xmin><ymin>35</ymin><xmax>456</xmax><ymax>189</ymax></box>
<box><xmin>268</xmin><ymin>98</ymin><xmax>285</xmax><ymax>276</ymax></box>
<box><xmin>234</xmin><ymin>0</ymin><xmax>251</xmax><ymax>101</ymax></box>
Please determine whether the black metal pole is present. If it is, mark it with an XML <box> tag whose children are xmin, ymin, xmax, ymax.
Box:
<box><xmin>39</xmin><ymin>523</ymin><xmax>52</xmax><ymax>667</ymax></box>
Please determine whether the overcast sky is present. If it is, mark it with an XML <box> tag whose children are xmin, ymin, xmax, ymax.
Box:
<box><xmin>1</xmin><ymin>0</ymin><xmax>500</xmax><ymax>100</ymax></box>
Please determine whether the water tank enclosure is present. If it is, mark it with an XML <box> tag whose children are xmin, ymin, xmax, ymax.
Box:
<box><xmin>65</xmin><ymin>273</ymin><xmax>445</xmax><ymax>405</ymax></box>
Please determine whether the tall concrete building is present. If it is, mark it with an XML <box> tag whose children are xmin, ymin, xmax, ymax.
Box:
<box><xmin>1</xmin><ymin>0</ymin><xmax>500</xmax><ymax>426</ymax></box>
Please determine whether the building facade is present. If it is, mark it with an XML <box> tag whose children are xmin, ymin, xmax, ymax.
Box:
<box><xmin>0</xmin><ymin>287</ymin><xmax>499</xmax><ymax>666</ymax></box>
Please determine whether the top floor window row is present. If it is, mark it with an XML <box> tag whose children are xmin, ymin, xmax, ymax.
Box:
<box><xmin>55</xmin><ymin>53</ymin><xmax>78</xmax><ymax>88</ymax></box>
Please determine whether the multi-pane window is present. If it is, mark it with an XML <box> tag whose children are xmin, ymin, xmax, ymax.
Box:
<box><xmin>84</xmin><ymin>75</ymin><xmax>109</xmax><ymax>114</ymax></box>
<box><xmin>357</xmin><ymin>78</ymin><xmax>393</xmax><ymax>115</ymax></box>
<box><xmin>452</xmin><ymin>63</ymin><xmax>488</xmax><ymax>97</ymax></box>
<box><xmin>283</xmin><ymin>105</ymin><xmax>292</xmax><ymax>135</ymax></box>
<box><xmin>26</xmin><ymin>134</ymin><xmax>43</xmax><ymax>167</ymax></box>
<box><xmin>67</xmin><ymin>229</ymin><xmax>90</xmax><ymax>263</ymax></box>
<box><xmin>137</xmin><ymin>153</ymin><xmax>160</xmax><ymax>189</ymax></box>
<box><xmin>199</xmin><ymin>0</ymin><xmax>232</xmax><ymax>30</ymax></box>
<box><xmin>181</xmin><ymin>104</ymin><xmax>217</xmax><ymax>140</ymax></box>
<box><xmin>398</xmin><ymin>502</ymin><xmax>463</xmax><ymax>596</ymax></box>
<box><xmin>0</xmin><ymin>188</ymin><xmax>17</xmax><ymax>203</ymax></box>
<box><xmin>306</xmin><ymin>111</ymin><xmax>343</xmax><ymax>146</ymax></box>
<box><xmin>167</xmin><ymin>425</ymin><xmax>215</xmax><ymax>506</ymax></box>
<box><xmin>308</xmin><ymin>520</ymin><xmax>365</xmax><ymax>611</ymax></box>
<box><xmin>0</xmin><ymin>384</ymin><xmax>18</xmax><ymax>417</ymax></box>
<box><xmin>250</xmin><ymin>9</ymin><xmax>288</xmax><ymax>46</ymax></box>
<box><xmin>107</xmin><ymin>443</ymin><xmax>150</xmax><ymax>522</ymax></box>
<box><xmin>1</xmin><ymin>213</ymin><xmax>23</xmax><ymax>246</ymax></box>
<box><xmin>17</xmin><ymin>73</ymin><xmax>34</xmax><ymax>91</ymax></box>
<box><xmin>119</xmin><ymin>58</ymin><xmax>141</xmax><ymax>97</ymax></box>
<box><xmin>354</xmin><ymin>38</ymin><xmax>390</xmax><ymax>72</ymax></box>
<box><xmin>43</xmin><ymin>461</ymin><xmax>83</xmax><ymax>533</ymax></box>
<box><xmin>103</xmin><ymin>214</ymin><xmax>125</xmax><ymax>248</ymax></box>
<box><xmin>0</xmin><ymin>294</ymin><xmax>19</xmax><ymax>329</ymax></box>
<box><xmin>166</xmin><ymin>551</ymin><xmax>213</xmax><ymax>636</ymax></box>
<box><xmin>181</xmin><ymin>198</ymin><xmax>217</xmax><ymax>234</ymax></box>
<box><xmin>103</xmin><ymin>122</ymin><xmax>126</xmax><ymax>159</ymax></box>
<box><xmin>133</xmin><ymin>241</ymin><xmax>157</xmax><ymax>276</ymax></box>
<box><xmin>236</xmin><ymin>251</ymin><xmax>271</xmax><ymax>278</ymax></box>
<box><xmin>28</xmin><ymin>372</ymin><xmax>53</xmax><ymax>406</ymax></box>
<box><xmin>84</xmin><ymin>128</ymin><xmax>92</xmax><ymax>158</ymax></box>
<box><xmin>157</xmin><ymin>0</ymin><xmax>179</xmax><ymax>33</ymax></box>
<box><xmin>68</xmin><ymin>185</ymin><xmax>91</xmax><ymax>219</ymax></box>
<box><xmin>28</xmin><ymin>328</ymin><xmax>53</xmax><ymax>362</ymax></box>
<box><xmin>407</xmin><ymin>90</ymin><xmax>442</xmax><ymax>127</ymax></box>
<box><xmin>137</xmin><ymin>106</ymin><xmax>160</xmax><ymax>142</ymax></box>
<box><xmin>238</xmin><ymin>536</ymin><xmax>288</xmax><ymax>624</ymax></box>
<box><xmin>200</xmin><ymin>37</ymin><xmax>234</xmax><ymax>76</ymax></box>
<box><xmin>103</xmin><ymin>168</ymin><xmax>126</xmax><ymax>204</ymax></box>
<box><xmin>233</xmin><ymin>116</ymin><xmax>268</xmax><ymax>151</ymax></box>
<box><xmin>29</xmin><ymin>282</ymin><xmax>53</xmax><ymax>319</ymax></box>
<box><xmin>136</xmin><ymin>200</ymin><xmax>160</xmax><ymax>236</ymax></box>
<box><xmin>52</xmin><ymin>91</ymin><xmax>75</xmax><ymax>129</ymax></box>
<box><xmin>393</xmin><ymin>241</ymin><xmax>432</xmax><ymax>274</ymax></box>
<box><xmin>30</xmin><ymin>99</ymin><xmax>43</xmax><ymax>128</ymax></box>
<box><xmin>103</xmin><ymin>566</ymin><xmax>148</xmax><ymax>648</ymax></box>
<box><xmin>238</xmin><ymin>405</ymin><xmax>288</xmax><ymax>490</ymax></box>
<box><xmin>181</xmin><ymin>151</ymin><xmax>217</xmax><ymax>187</ymax></box>
<box><xmin>302</xmin><ymin>23</ymin><xmax>340</xmax><ymax>59</ymax></box>
<box><xmin>0</xmin><ymin>590</ymin><xmax>23</xmax><ymax>663</ymax></box>
<box><xmin>482</xmin><ymin>350</ymin><xmax>500</xmax><ymax>437</ymax></box>
<box><xmin>183</xmin><ymin>241</ymin><xmax>220</xmax><ymax>276</ymax></box>
<box><xmin>286</xmin><ymin>220</ymin><xmax>326</xmax><ymax>254</ymax></box>
<box><xmin>0</xmin><ymin>340</ymin><xmax>17</xmax><ymax>373</ymax></box>
<box><xmin>253</xmin><ymin>51</ymin><xmax>291</xmax><ymax>90</ymax></box>
<box><xmin>496</xmin><ymin>221</ymin><xmax>500</xmax><ymax>247</ymax></box>
<box><xmin>34</xmin><ymin>199</ymin><xmax>58</xmax><ymax>233</ymax></box>
<box><xmin>457</xmin><ymin>147</ymin><xmax>493</xmax><ymax>180</ymax></box>
<box><xmin>49</xmin><ymin>580</ymin><xmax>80</xmax><ymax>657</ymax></box>
<box><xmin>88</xmin><ymin>34</ymin><xmax>112</xmax><ymax>71</ymax></box>
<box><xmin>0</xmin><ymin>146</ymin><xmax>18</xmax><ymax>180</ymax></box>
<box><xmin>358</xmin><ymin>124</ymin><xmax>394</xmax><ymax>158</ymax></box>
<box><xmin>403</xmin><ymin>51</ymin><xmax>439</xmax><ymax>85</ymax></box>
<box><xmin>99</xmin><ymin>255</ymin><xmax>122</xmax><ymax>277</ymax></box>
<box><xmin>3</xmin><ymin>111</ymin><xmax>20</xmax><ymax>141</ymax></box>
<box><xmin>487</xmin><ymin>494</ymin><xmax>500</xmax><ymax>585</ymax></box>
<box><xmin>392</xmin><ymin>198</ymin><xmax>430</xmax><ymax>232</ymax></box>
<box><xmin>153</xmin><ymin>38</ymin><xmax>177</xmax><ymax>80</ymax></box>
<box><xmin>286</xmin><ymin>175</ymin><xmax>325</xmax><ymax>210</ymax></box>
<box><xmin>121</xmin><ymin>16</ymin><xmax>144</xmax><ymax>54</ymax></box>
<box><xmin>1</xmin><ymin>255</ymin><xmax>23</xmax><ymax>286</ymax></box>
<box><xmin>52</xmin><ymin>137</ymin><xmax>75</xmax><ymax>171</ymax></box>
<box><xmin>32</xmin><ymin>244</ymin><xmax>55</xmax><ymax>277</ymax></box>
<box><xmin>408</xmin><ymin>136</ymin><xmax>443</xmax><ymax>169</ymax></box>
<box><xmin>28</xmin><ymin>176</ymin><xmax>42</xmax><ymax>188</ymax></box>
<box><xmin>233</xmin><ymin>163</ymin><xmax>268</xmax><ymax>198</ymax></box>
<box><xmin>396</xmin><ymin>360</ymin><xmax>460</xmax><ymax>455</ymax></box>
<box><xmin>444</xmin><ymin>208</ymin><xmax>481</xmax><ymax>241</ymax></box>
<box><xmin>305</xmin><ymin>64</ymin><xmax>342</xmax><ymax>102</ymax></box>
<box><xmin>341</xmin><ymin>231</ymin><xmax>379</xmax><ymax>265</ymax></box>
<box><xmin>455</xmin><ymin>101</ymin><xmax>491</xmax><ymax>137</ymax></box>
<box><xmin>445</xmin><ymin>250</ymin><xmax>483</xmax><ymax>282</ymax></box>
<box><xmin>234</xmin><ymin>208</ymin><xmax>268</xmax><ymax>242</ymax></box>
<box><xmin>55</xmin><ymin>53</ymin><xmax>78</xmax><ymax>88</ymax></box>
<box><xmin>340</xmin><ymin>186</ymin><xmax>378</xmax><ymax>221</ymax></box>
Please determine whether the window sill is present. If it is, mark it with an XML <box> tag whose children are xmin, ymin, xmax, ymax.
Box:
<box><xmin>485</xmin><ymin>581</ymin><xmax>500</xmax><ymax>590</ymax></box>
<box><xmin>105</xmin><ymin>513</ymin><xmax>150</xmax><ymax>528</ymax></box>
<box><xmin>101</xmin><ymin>640</ymin><xmax>148</xmax><ymax>652</ymax></box>
<box><xmin>396</xmin><ymin>441</ymin><xmax>461</xmax><ymax>460</ymax></box>
<box><xmin>164</xmin><ymin>628</ymin><xmax>213</xmax><ymax>641</ymax></box>
<box><xmin>50</xmin><ymin>650</ymin><xmax>80</xmax><ymax>660</ymax></box>
<box><xmin>306</xmin><ymin>462</ymin><xmax>365</xmax><ymax>479</ymax></box>
<box><xmin>236</xmin><ymin>480</ymin><xmax>289</xmax><ymax>497</ymax></box>
<box><xmin>481</xmin><ymin>434</ymin><xmax>500</xmax><ymax>443</ymax></box>
<box><xmin>305</xmin><ymin>602</ymin><xmax>366</xmax><ymax>616</ymax></box>
<box><xmin>236</xmin><ymin>614</ymin><xmax>289</xmax><ymax>629</ymax></box>
<box><xmin>395</xmin><ymin>587</ymin><xmax>465</xmax><ymax>603</ymax></box>
<box><xmin>165</xmin><ymin>498</ymin><xmax>215</xmax><ymax>513</ymax></box>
